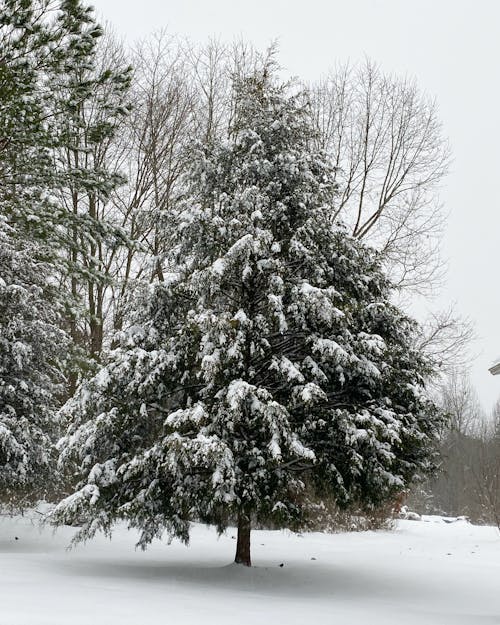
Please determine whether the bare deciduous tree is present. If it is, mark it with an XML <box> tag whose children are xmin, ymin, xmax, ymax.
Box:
<box><xmin>185</xmin><ymin>38</ymin><xmax>279</xmax><ymax>144</ymax></box>
<box><xmin>77</xmin><ymin>34</ymin><xmax>274</xmax><ymax>349</ymax></box>
<box><xmin>104</xmin><ymin>31</ymin><xmax>197</xmax><ymax>333</ymax></box>
<box><xmin>416</xmin><ymin>306</ymin><xmax>476</xmax><ymax>375</ymax></box>
<box><xmin>439</xmin><ymin>370</ymin><xmax>483</xmax><ymax>435</ymax></box>
<box><xmin>185</xmin><ymin>38</ymin><xmax>231</xmax><ymax>145</ymax></box>
<box><xmin>51</xmin><ymin>30</ymin><xmax>132</xmax><ymax>370</ymax></box>
<box><xmin>310</xmin><ymin>59</ymin><xmax>451</xmax><ymax>295</ymax></box>
<box><xmin>413</xmin><ymin>374</ymin><xmax>500</xmax><ymax>528</ymax></box>
<box><xmin>471</xmin><ymin>406</ymin><xmax>500</xmax><ymax>530</ymax></box>
<box><xmin>472</xmin><ymin>437</ymin><xmax>500</xmax><ymax>530</ymax></box>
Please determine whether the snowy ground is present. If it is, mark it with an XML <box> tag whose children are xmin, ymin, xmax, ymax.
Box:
<box><xmin>0</xmin><ymin>512</ymin><xmax>498</xmax><ymax>625</ymax></box>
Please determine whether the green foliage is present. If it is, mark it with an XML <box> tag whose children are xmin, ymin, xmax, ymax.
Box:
<box><xmin>0</xmin><ymin>0</ymin><xmax>131</xmax><ymax>501</ymax></box>
<box><xmin>0</xmin><ymin>0</ymin><xmax>132</xmax><ymax>261</ymax></box>
<box><xmin>52</xmin><ymin>71</ymin><xmax>443</xmax><ymax>547</ymax></box>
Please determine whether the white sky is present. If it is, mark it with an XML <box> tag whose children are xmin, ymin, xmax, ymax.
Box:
<box><xmin>91</xmin><ymin>0</ymin><xmax>500</xmax><ymax>410</ymax></box>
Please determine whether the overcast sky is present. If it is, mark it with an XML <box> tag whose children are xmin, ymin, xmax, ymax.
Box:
<box><xmin>91</xmin><ymin>0</ymin><xmax>500</xmax><ymax>410</ymax></box>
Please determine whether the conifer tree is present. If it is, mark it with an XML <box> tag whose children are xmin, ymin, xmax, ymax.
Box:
<box><xmin>1</xmin><ymin>0</ymin><xmax>132</xmax><ymax>380</ymax></box>
<box><xmin>0</xmin><ymin>0</ymin><xmax>130</xmax><ymax>502</ymax></box>
<box><xmin>53</xmin><ymin>72</ymin><xmax>442</xmax><ymax>566</ymax></box>
<box><xmin>0</xmin><ymin>218</ymin><xmax>69</xmax><ymax>503</ymax></box>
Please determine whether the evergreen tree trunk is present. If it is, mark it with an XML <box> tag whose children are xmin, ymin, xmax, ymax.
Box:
<box><xmin>234</xmin><ymin>513</ymin><xmax>251</xmax><ymax>566</ymax></box>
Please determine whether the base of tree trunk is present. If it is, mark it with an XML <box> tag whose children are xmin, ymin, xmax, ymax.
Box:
<box><xmin>234</xmin><ymin>514</ymin><xmax>251</xmax><ymax>566</ymax></box>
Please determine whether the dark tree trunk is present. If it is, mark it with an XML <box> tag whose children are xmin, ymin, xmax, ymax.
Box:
<box><xmin>234</xmin><ymin>513</ymin><xmax>251</xmax><ymax>566</ymax></box>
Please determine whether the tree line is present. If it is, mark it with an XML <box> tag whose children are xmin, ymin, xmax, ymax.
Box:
<box><xmin>412</xmin><ymin>372</ymin><xmax>500</xmax><ymax>529</ymax></box>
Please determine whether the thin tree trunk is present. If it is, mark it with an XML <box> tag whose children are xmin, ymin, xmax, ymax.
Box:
<box><xmin>234</xmin><ymin>513</ymin><xmax>251</xmax><ymax>567</ymax></box>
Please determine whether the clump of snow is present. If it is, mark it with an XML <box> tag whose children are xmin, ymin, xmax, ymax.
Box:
<box><xmin>399</xmin><ymin>505</ymin><xmax>421</xmax><ymax>521</ymax></box>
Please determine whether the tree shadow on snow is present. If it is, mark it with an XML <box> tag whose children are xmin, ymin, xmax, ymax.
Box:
<box><xmin>47</xmin><ymin>556</ymin><xmax>442</xmax><ymax>602</ymax></box>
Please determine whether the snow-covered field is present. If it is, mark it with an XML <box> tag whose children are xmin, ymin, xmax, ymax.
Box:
<box><xmin>0</xmin><ymin>513</ymin><xmax>498</xmax><ymax>625</ymax></box>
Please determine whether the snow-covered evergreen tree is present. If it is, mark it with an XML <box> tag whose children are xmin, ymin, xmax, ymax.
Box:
<box><xmin>0</xmin><ymin>0</ymin><xmax>131</xmax><ymax>247</ymax></box>
<box><xmin>0</xmin><ymin>0</ymin><xmax>130</xmax><ymax>502</ymax></box>
<box><xmin>0</xmin><ymin>218</ymin><xmax>68</xmax><ymax>503</ymax></box>
<box><xmin>1</xmin><ymin>0</ymin><xmax>132</xmax><ymax>386</ymax></box>
<box><xmin>52</xmin><ymin>72</ymin><xmax>442</xmax><ymax>565</ymax></box>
